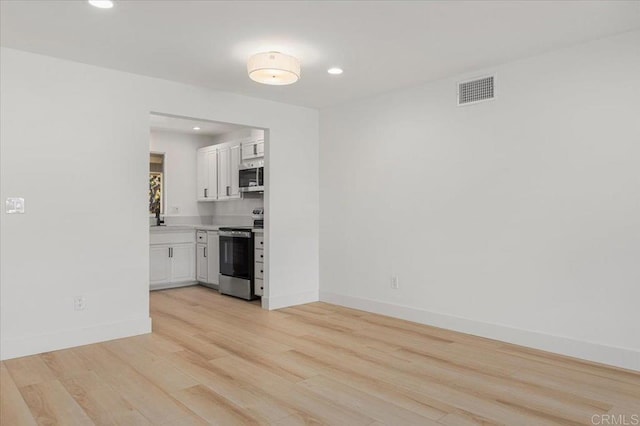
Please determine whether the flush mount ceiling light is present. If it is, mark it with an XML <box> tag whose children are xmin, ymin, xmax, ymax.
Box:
<box><xmin>247</xmin><ymin>52</ymin><xmax>300</xmax><ymax>85</ymax></box>
<box><xmin>88</xmin><ymin>0</ymin><xmax>114</xmax><ymax>8</ymax></box>
<box><xmin>327</xmin><ymin>67</ymin><xmax>343</xmax><ymax>75</ymax></box>
<box><xmin>193</xmin><ymin>127</ymin><xmax>201</xmax><ymax>131</ymax></box>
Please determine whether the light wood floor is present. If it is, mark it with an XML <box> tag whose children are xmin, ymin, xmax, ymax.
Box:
<box><xmin>1</xmin><ymin>286</ymin><xmax>638</xmax><ymax>425</ymax></box>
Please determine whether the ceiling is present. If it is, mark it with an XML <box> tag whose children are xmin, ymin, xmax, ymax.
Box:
<box><xmin>1</xmin><ymin>1</ymin><xmax>639</xmax><ymax>108</ymax></box>
<box><xmin>149</xmin><ymin>114</ymin><xmax>245</xmax><ymax>136</ymax></box>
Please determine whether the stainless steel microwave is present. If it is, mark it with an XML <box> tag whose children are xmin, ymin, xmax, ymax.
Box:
<box><xmin>239</xmin><ymin>160</ymin><xmax>264</xmax><ymax>193</ymax></box>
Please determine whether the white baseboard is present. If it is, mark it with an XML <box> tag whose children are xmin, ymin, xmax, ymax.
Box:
<box><xmin>150</xmin><ymin>281</ymin><xmax>198</xmax><ymax>291</ymax></box>
<box><xmin>0</xmin><ymin>316</ymin><xmax>152</xmax><ymax>361</ymax></box>
<box><xmin>320</xmin><ymin>291</ymin><xmax>640</xmax><ymax>372</ymax></box>
<box><xmin>264</xmin><ymin>290</ymin><xmax>319</xmax><ymax>310</ymax></box>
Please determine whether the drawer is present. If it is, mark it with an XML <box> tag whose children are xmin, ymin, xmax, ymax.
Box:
<box><xmin>255</xmin><ymin>262</ymin><xmax>264</xmax><ymax>279</ymax></box>
<box><xmin>196</xmin><ymin>231</ymin><xmax>207</xmax><ymax>243</ymax></box>
<box><xmin>150</xmin><ymin>230</ymin><xmax>195</xmax><ymax>245</ymax></box>
<box><xmin>255</xmin><ymin>235</ymin><xmax>264</xmax><ymax>249</ymax></box>
<box><xmin>254</xmin><ymin>278</ymin><xmax>264</xmax><ymax>296</ymax></box>
<box><xmin>255</xmin><ymin>248</ymin><xmax>264</xmax><ymax>262</ymax></box>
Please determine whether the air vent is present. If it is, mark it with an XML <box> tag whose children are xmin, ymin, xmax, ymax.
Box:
<box><xmin>458</xmin><ymin>75</ymin><xmax>495</xmax><ymax>106</ymax></box>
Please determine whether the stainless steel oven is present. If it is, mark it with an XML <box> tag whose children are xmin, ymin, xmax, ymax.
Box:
<box><xmin>239</xmin><ymin>160</ymin><xmax>264</xmax><ymax>193</ymax></box>
<box><xmin>218</xmin><ymin>227</ymin><xmax>256</xmax><ymax>300</ymax></box>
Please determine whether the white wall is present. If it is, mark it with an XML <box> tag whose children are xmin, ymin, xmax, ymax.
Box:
<box><xmin>0</xmin><ymin>47</ymin><xmax>319</xmax><ymax>360</ymax></box>
<box><xmin>319</xmin><ymin>31</ymin><xmax>640</xmax><ymax>371</ymax></box>
<box><xmin>149</xmin><ymin>129</ymin><xmax>216</xmax><ymax>219</ymax></box>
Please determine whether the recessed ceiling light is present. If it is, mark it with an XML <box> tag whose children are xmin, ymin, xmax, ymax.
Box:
<box><xmin>88</xmin><ymin>0</ymin><xmax>114</xmax><ymax>9</ymax></box>
<box><xmin>327</xmin><ymin>67</ymin><xmax>343</xmax><ymax>75</ymax></box>
<box><xmin>193</xmin><ymin>127</ymin><xmax>201</xmax><ymax>131</ymax></box>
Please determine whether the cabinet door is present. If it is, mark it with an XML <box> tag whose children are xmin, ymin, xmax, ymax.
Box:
<box><xmin>150</xmin><ymin>245</ymin><xmax>171</xmax><ymax>286</ymax></box>
<box><xmin>170</xmin><ymin>244</ymin><xmax>195</xmax><ymax>283</ymax></box>
<box><xmin>256</xmin><ymin>140</ymin><xmax>264</xmax><ymax>158</ymax></box>
<box><xmin>229</xmin><ymin>144</ymin><xmax>241</xmax><ymax>198</ymax></box>
<box><xmin>207</xmin><ymin>232</ymin><xmax>219</xmax><ymax>285</ymax></box>
<box><xmin>241</xmin><ymin>142</ymin><xmax>256</xmax><ymax>161</ymax></box>
<box><xmin>196</xmin><ymin>243</ymin><xmax>208</xmax><ymax>282</ymax></box>
<box><xmin>254</xmin><ymin>278</ymin><xmax>264</xmax><ymax>297</ymax></box>
<box><xmin>196</xmin><ymin>149</ymin><xmax>208</xmax><ymax>201</ymax></box>
<box><xmin>206</xmin><ymin>149</ymin><xmax>218</xmax><ymax>200</ymax></box>
<box><xmin>217</xmin><ymin>147</ymin><xmax>230</xmax><ymax>200</ymax></box>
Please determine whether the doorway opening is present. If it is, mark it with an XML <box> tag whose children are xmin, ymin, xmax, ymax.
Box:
<box><xmin>147</xmin><ymin>112</ymin><xmax>269</xmax><ymax>310</ymax></box>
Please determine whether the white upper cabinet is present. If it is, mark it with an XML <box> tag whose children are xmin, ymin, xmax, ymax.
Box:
<box><xmin>241</xmin><ymin>138</ymin><xmax>264</xmax><ymax>161</ymax></box>
<box><xmin>217</xmin><ymin>146</ymin><xmax>230</xmax><ymax>200</ymax></box>
<box><xmin>197</xmin><ymin>147</ymin><xmax>218</xmax><ymax>201</ymax></box>
<box><xmin>196</xmin><ymin>148</ymin><xmax>208</xmax><ymax>201</ymax></box>
<box><xmin>207</xmin><ymin>149</ymin><xmax>218</xmax><ymax>200</ymax></box>
<box><xmin>197</xmin><ymin>141</ymin><xmax>241</xmax><ymax>202</ymax></box>
<box><xmin>229</xmin><ymin>144</ymin><xmax>241</xmax><ymax>198</ymax></box>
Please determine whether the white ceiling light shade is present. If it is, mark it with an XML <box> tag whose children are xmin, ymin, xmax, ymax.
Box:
<box><xmin>247</xmin><ymin>52</ymin><xmax>300</xmax><ymax>85</ymax></box>
<box><xmin>88</xmin><ymin>0</ymin><xmax>114</xmax><ymax>9</ymax></box>
<box><xmin>328</xmin><ymin>67</ymin><xmax>343</xmax><ymax>75</ymax></box>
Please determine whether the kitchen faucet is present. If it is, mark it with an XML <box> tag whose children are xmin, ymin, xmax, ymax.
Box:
<box><xmin>155</xmin><ymin>207</ymin><xmax>165</xmax><ymax>226</ymax></box>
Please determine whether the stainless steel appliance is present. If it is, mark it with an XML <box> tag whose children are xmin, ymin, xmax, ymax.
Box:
<box><xmin>252</xmin><ymin>207</ymin><xmax>264</xmax><ymax>229</ymax></box>
<box><xmin>239</xmin><ymin>160</ymin><xmax>264</xmax><ymax>193</ymax></box>
<box><xmin>218</xmin><ymin>227</ymin><xmax>256</xmax><ymax>300</ymax></box>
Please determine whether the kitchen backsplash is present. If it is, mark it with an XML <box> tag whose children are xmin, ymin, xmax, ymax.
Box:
<box><xmin>150</xmin><ymin>195</ymin><xmax>263</xmax><ymax>228</ymax></box>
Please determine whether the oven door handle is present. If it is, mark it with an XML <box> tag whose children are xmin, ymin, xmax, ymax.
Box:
<box><xmin>219</xmin><ymin>231</ymin><xmax>252</xmax><ymax>238</ymax></box>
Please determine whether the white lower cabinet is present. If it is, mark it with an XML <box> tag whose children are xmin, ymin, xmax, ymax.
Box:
<box><xmin>254</xmin><ymin>234</ymin><xmax>264</xmax><ymax>296</ymax></box>
<box><xmin>207</xmin><ymin>231</ymin><xmax>219</xmax><ymax>286</ymax></box>
<box><xmin>196</xmin><ymin>243</ymin><xmax>208</xmax><ymax>283</ymax></box>
<box><xmin>196</xmin><ymin>230</ymin><xmax>220</xmax><ymax>287</ymax></box>
<box><xmin>170</xmin><ymin>244</ymin><xmax>196</xmax><ymax>282</ymax></box>
<box><xmin>150</xmin><ymin>245</ymin><xmax>172</xmax><ymax>285</ymax></box>
<box><xmin>149</xmin><ymin>230</ymin><xmax>196</xmax><ymax>290</ymax></box>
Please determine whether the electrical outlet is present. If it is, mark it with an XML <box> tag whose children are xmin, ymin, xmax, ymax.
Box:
<box><xmin>391</xmin><ymin>276</ymin><xmax>399</xmax><ymax>289</ymax></box>
<box><xmin>74</xmin><ymin>296</ymin><xmax>86</xmax><ymax>311</ymax></box>
<box><xmin>6</xmin><ymin>197</ymin><xmax>25</xmax><ymax>214</ymax></box>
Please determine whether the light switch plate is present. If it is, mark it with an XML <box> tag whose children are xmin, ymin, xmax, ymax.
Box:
<box><xmin>6</xmin><ymin>197</ymin><xmax>25</xmax><ymax>214</ymax></box>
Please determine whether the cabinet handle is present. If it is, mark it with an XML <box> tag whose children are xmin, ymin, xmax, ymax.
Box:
<box><xmin>168</xmin><ymin>247</ymin><xmax>171</xmax><ymax>258</ymax></box>
<box><xmin>253</xmin><ymin>144</ymin><xmax>257</xmax><ymax>155</ymax></box>
<box><xmin>260</xmin><ymin>254</ymin><xmax>263</xmax><ymax>259</ymax></box>
<box><xmin>226</xmin><ymin>186</ymin><xmax>230</xmax><ymax>196</ymax></box>
<box><xmin>204</xmin><ymin>247</ymin><xmax>207</xmax><ymax>258</ymax></box>
<box><xmin>260</xmin><ymin>270</ymin><xmax>263</xmax><ymax>273</ymax></box>
<box><xmin>204</xmin><ymin>188</ymin><xmax>208</xmax><ymax>198</ymax></box>
<box><xmin>260</xmin><ymin>241</ymin><xmax>263</xmax><ymax>245</ymax></box>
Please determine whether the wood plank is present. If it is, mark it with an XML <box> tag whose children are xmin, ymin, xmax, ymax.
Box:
<box><xmin>60</xmin><ymin>370</ymin><xmax>151</xmax><ymax>425</ymax></box>
<box><xmin>299</xmin><ymin>374</ymin><xmax>442</xmax><ymax>425</ymax></box>
<box><xmin>19</xmin><ymin>380</ymin><xmax>94</xmax><ymax>425</ymax></box>
<box><xmin>1</xmin><ymin>287</ymin><xmax>638</xmax><ymax>425</ymax></box>
<box><xmin>0</xmin><ymin>362</ymin><xmax>37</xmax><ymax>426</ymax></box>
<box><xmin>4</xmin><ymin>355</ymin><xmax>56</xmax><ymax>387</ymax></box>
<box><xmin>39</xmin><ymin>349</ymin><xmax>91</xmax><ymax>380</ymax></box>
<box><xmin>171</xmin><ymin>384</ymin><xmax>265</xmax><ymax>425</ymax></box>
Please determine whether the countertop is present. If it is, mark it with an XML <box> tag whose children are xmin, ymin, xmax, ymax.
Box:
<box><xmin>150</xmin><ymin>225</ymin><xmax>263</xmax><ymax>233</ymax></box>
